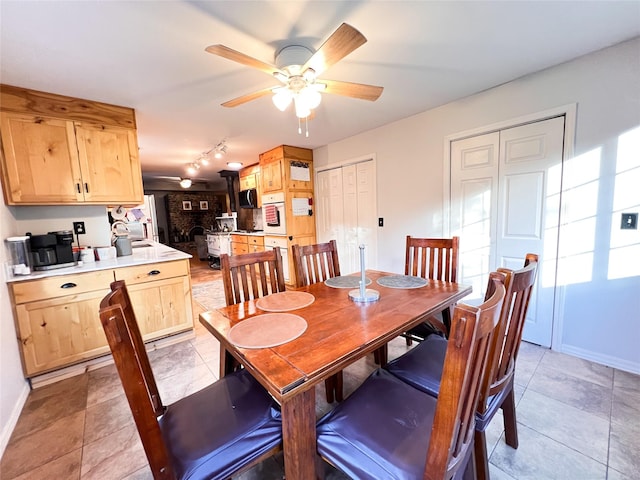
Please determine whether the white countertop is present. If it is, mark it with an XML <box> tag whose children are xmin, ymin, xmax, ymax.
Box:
<box><xmin>6</xmin><ymin>241</ymin><xmax>192</xmax><ymax>283</ymax></box>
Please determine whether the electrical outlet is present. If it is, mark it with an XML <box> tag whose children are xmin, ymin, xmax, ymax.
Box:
<box><xmin>73</xmin><ymin>221</ymin><xmax>86</xmax><ymax>235</ymax></box>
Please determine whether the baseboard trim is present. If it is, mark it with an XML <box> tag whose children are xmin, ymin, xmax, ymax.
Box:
<box><xmin>560</xmin><ymin>344</ymin><xmax>640</xmax><ymax>375</ymax></box>
<box><xmin>0</xmin><ymin>381</ymin><xmax>30</xmax><ymax>458</ymax></box>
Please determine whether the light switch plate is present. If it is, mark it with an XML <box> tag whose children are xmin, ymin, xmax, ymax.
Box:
<box><xmin>621</xmin><ymin>212</ymin><xmax>638</xmax><ymax>230</ymax></box>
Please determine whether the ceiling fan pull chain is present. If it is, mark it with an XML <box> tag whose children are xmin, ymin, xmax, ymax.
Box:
<box><xmin>305</xmin><ymin>117</ymin><xmax>309</xmax><ymax>138</ymax></box>
<box><xmin>298</xmin><ymin>117</ymin><xmax>302</xmax><ymax>135</ymax></box>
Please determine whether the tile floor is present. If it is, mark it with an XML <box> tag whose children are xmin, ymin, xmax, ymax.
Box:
<box><xmin>1</xmin><ymin>269</ymin><xmax>639</xmax><ymax>479</ymax></box>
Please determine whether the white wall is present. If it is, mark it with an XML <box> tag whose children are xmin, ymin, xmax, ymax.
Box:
<box><xmin>0</xmin><ymin>202</ymin><xmax>29</xmax><ymax>456</ymax></box>
<box><xmin>315</xmin><ymin>37</ymin><xmax>640</xmax><ymax>373</ymax></box>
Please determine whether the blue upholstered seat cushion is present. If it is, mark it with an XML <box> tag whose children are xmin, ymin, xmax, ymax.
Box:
<box><xmin>159</xmin><ymin>369</ymin><xmax>282</xmax><ymax>480</ymax></box>
<box><xmin>385</xmin><ymin>334</ymin><xmax>448</xmax><ymax>397</ymax></box>
<box><xmin>317</xmin><ymin>368</ymin><xmax>470</xmax><ymax>480</ymax></box>
<box><xmin>385</xmin><ymin>335</ymin><xmax>508</xmax><ymax>432</ymax></box>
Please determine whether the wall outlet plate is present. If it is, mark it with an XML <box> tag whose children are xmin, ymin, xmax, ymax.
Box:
<box><xmin>621</xmin><ymin>212</ymin><xmax>638</xmax><ymax>230</ymax></box>
<box><xmin>73</xmin><ymin>221</ymin><xmax>86</xmax><ymax>235</ymax></box>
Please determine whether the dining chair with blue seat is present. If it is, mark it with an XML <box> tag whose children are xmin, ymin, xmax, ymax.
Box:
<box><xmin>292</xmin><ymin>240</ymin><xmax>345</xmax><ymax>403</ymax></box>
<box><xmin>316</xmin><ymin>272</ymin><xmax>507</xmax><ymax>480</ymax></box>
<box><xmin>385</xmin><ymin>253</ymin><xmax>539</xmax><ymax>480</ymax></box>
<box><xmin>99</xmin><ymin>280</ymin><xmax>283</xmax><ymax>480</ymax></box>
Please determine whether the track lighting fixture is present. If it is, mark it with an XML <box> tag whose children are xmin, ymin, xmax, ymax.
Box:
<box><xmin>184</xmin><ymin>140</ymin><xmax>229</xmax><ymax>176</ymax></box>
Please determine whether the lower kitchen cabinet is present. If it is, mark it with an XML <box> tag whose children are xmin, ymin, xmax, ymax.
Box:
<box><xmin>9</xmin><ymin>259</ymin><xmax>193</xmax><ymax>377</ymax></box>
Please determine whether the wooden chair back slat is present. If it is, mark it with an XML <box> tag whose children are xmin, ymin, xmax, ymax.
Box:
<box><xmin>221</xmin><ymin>249</ymin><xmax>286</xmax><ymax>306</ymax></box>
<box><xmin>292</xmin><ymin>240</ymin><xmax>341</xmax><ymax>288</ymax></box>
<box><xmin>480</xmin><ymin>254</ymin><xmax>539</xmax><ymax>404</ymax></box>
<box><xmin>405</xmin><ymin>236</ymin><xmax>459</xmax><ymax>282</ymax></box>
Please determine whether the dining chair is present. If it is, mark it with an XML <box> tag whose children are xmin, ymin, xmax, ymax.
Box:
<box><xmin>291</xmin><ymin>239</ymin><xmax>341</xmax><ymax>288</ymax></box>
<box><xmin>374</xmin><ymin>236</ymin><xmax>459</xmax><ymax>367</ymax></box>
<box><xmin>385</xmin><ymin>254</ymin><xmax>539</xmax><ymax>480</ymax></box>
<box><xmin>316</xmin><ymin>272</ymin><xmax>507</xmax><ymax>480</ymax></box>
<box><xmin>220</xmin><ymin>249</ymin><xmax>286</xmax><ymax>374</ymax></box>
<box><xmin>292</xmin><ymin>240</ymin><xmax>344</xmax><ymax>403</ymax></box>
<box><xmin>403</xmin><ymin>235</ymin><xmax>460</xmax><ymax>343</ymax></box>
<box><xmin>98</xmin><ymin>280</ymin><xmax>282</xmax><ymax>480</ymax></box>
<box><xmin>220</xmin><ymin>249</ymin><xmax>286</xmax><ymax>305</ymax></box>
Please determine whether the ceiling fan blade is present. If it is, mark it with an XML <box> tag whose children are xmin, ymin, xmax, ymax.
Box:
<box><xmin>319</xmin><ymin>79</ymin><xmax>383</xmax><ymax>101</ymax></box>
<box><xmin>206</xmin><ymin>44</ymin><xmax>282</xmax><ymax>77</ymax></box>
<box><xmin>221</xmin><ymin>87</ymin><xmax>275</xmax><ymax>108</ymax></box>
<box><xmin>302</xmin><ymin>23</ymin><xmax>367</xmax><ymax>76</ymax></box>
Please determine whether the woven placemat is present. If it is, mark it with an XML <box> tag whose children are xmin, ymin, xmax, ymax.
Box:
<box><xmin>376</xmin><ymin>275</ymin><xmax>428</xmax><ymax>289</ymax></box>
<box><xmin>256</xmin><ymin>291</ymin><xmax>315</xmax><ymax>312</ymax></box>
<box><xmin>324</xmin><ymin>276</ymin><xmax>372</xmax><ymax>289</ymax></box>
<box><xmin>228</xmin><ymin>313</ymin><xmax>307</xmax><ymax>349</ymax></box>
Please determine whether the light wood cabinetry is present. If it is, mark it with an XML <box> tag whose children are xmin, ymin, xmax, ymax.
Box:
<box><xmin>8</xmin><ymin>259</ymin><xmax>193</xmax><ymax>377</ymax></box>
<box><xmin>0</xmin><ymin>84</ymin><xmax>143</xmax><ymax>206</ymax></box>
<box><xmin>230</xmin><ymin>234</ymin><xmax>264</xmax><ymax>255</ymax></box>
<box><xmin>259</xmin><ymin>145</ymin><xmax>316</xmax><ymax>286</ymax></box>
<box><xmin>239</xmin><ymin>164</ymin><xmax>261</xmax><ymax>207</ymax></box>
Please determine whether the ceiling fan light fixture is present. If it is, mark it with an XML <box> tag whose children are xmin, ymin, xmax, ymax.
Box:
<box><xmin>179</xmin><ymin>178</ymin><xmax>192</xmax><ymax>188</ymax></box>
<box><xmin>272</xmin><ymin>87</ymin><xmax>293</xmax><ymax>111</ymax></box>
<box><xmin>299</xmin><ymin>86</ymin><xmax>322</xmax><ymax>109</ymax></box>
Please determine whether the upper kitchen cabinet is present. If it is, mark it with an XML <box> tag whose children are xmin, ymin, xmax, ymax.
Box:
<box><xmin>0</xmin><ymin>84</ymin><xmax>143</xmax><ymax>206</ymax></box>
<box><xmin>259</xmin><ymin>145</ymin><xmax>314</xmax><ymax>193</ymax></box>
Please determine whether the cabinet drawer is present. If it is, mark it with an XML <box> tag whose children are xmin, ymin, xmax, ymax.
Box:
<box><xmin>232</xmin><ymin>244</ymin><xmax>249</xmax><ymax>255</ymax></box>
<box><xmin>115</xmin><ymin>260</ymin><xmax>189</xmax><ymax>286</ymax></box>
<box><xmin>11</xmin><ymin>269</ymin><xmax>114</xmax><ymax>304</ymax></box>
<box><xmin>248</xmin><ymin>244</ymin><xmax>264</xmax><ymax>253</ymax></box>
<box><xmin>231</xmin><ymin>234</ymin><xmax>248</xmax><ymax>244</ymax></box>
<box><xmin>248</xmin><ymin>236</ymin><xmax>264</xmax><ymax>246</ymax></box>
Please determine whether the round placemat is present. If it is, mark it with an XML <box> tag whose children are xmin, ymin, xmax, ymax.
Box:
<box><xmin>376</xmin><ymin>275</ymin><xmax>428</xmax><ymax>289</ymax></box>
<box><xmin>324</xmin><ymin>276</ymin><xmax>372</xmax><ymax>289</ymax></box>
<box><xmin>256</xmin><ymin>291</ymin><xmax>315</xmax><ymax>312</ymax></box>
<box><xmin>228</xmin><ymin>313</ymin><xmax>307</xmax><ymax>349</ymax></box>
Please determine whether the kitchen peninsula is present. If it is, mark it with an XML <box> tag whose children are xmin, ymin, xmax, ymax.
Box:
<box><xmin>6</xmin><ymin>241</ymin><xmax>194</xmax><ymax>383</ymax></box>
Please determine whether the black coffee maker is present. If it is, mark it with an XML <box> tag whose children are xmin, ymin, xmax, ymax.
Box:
<box><xmin>28</xmin><ymin>230</ymin><xmax>75</xmax><ymax>270</ymax></box>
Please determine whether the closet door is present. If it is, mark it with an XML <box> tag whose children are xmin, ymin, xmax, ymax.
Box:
<box><xmin>451</xmin><ymin>117</ymin><xmax>565</xmax><ymax>347</ymax></box>
<box><xmin>316</xmin><ymin>160</ymin><xmax>377</xmax><ymax>275</ymax></box>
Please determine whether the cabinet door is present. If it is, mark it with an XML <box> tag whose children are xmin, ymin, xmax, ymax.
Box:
<box><xmin>75</xmin><ymin>123</ymin><xmax>143</xmax><ymax>204</ymax></box>
<box><xmin>15</xmin><ymin>289</ymin><xmax>110</xmax><ymax>376</ymax></box>
<box><xmin>262</xmin><ymin>160</ymin><xmax>283</xmax><ymax>192</ymax></box>
<box><xmin>240</xmin><ymin>174</ymin><xmax>256</xmax><ymax>190</ymax></box>
<box><xmin>125</xmin><ymin>276</ymin><xmax>193</xmax><ymax>338</ymax></box>
<box><xmin>0</xmin><ymin>113</ymin><xmax>84</xmax><ymax>204</ymax></box>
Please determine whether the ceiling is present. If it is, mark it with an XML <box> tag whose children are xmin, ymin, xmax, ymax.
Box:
<box><xmin>1</xmin><ymin>1</ymin><xmax>639</xmax><ymax>191</ymax></box>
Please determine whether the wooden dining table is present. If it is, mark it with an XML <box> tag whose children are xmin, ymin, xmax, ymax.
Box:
<box><xmin>199</xmin><ymin>270</ymin><xmax>472</xmax><ymax>479</ymax></box>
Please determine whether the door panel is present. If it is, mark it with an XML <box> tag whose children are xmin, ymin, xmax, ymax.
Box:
<box><xmin>451</xmin><ymin>116</ymin><xmax>565</xmax><ymax>347</ymax></box>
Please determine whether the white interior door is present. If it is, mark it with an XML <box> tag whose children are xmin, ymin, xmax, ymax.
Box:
<box><xmin>451</xmin><ymin>116</ymin><xmax>565</xmax><ymax>347</ymax></box>
<box><xmin>316</xmin><ymin>160</ymin><xmax>377</xmax><ymax>274</ymax></box>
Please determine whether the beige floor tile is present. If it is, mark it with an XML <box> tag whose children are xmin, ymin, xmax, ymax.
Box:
<box><xmin>538</xmin><ymin>350</ymin><xmax>614</xmax><ymax>388</ymax></box>
<box><xmin>1</xmin><ymin>410</ymin><xmax>84</xmax><ymax>479</ymax></box>
<box><xmin>10</xmin><ymin>449</ymin><xmax>82</xmax><ymax>480</ymax></box>
<box><xmin>516</xmin><ymin>389</ymin><xmax>609</xmax><ymax>463</ymax></box>
<box><xmin>608</xmin><ymin>420</ymin><xmax>640</xmax><ymax>478</ymax></box>
<box><xmin>83</xmin><ymin>393</ymin><xmax>132</xmax><ymax>445</ymax></box>
<box><xmin>527</xmin><ymin>365</ymin><xmax>612</xmax><ymax>419</ymax></box>
<box><xmin>80</xmin><ymin>424</ymin><xmax>147</xmax><ymax>480</ymax></box>
<box><xmin>10</xmin><ymin>374</ymin><xmax>88</xmax><ymax>441</ymax></box>
<box><xmin>491</xmin><ymin>424</ymin><xmax>607</xmax><ymax>480</ymax></box>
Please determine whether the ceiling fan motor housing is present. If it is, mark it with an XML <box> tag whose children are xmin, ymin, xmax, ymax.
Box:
<box><xmin>275</xmin><ymin>45</ymin><xmax>313</xmax><ymax>74</ymax></box>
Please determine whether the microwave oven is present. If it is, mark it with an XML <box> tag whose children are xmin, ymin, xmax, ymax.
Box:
<box><xmin>239</xmin><ymin>188</ymin><xmax>258</xmax><ymax>208</ymax></box>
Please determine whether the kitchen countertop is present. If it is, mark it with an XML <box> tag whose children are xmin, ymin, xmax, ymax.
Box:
<box><xmin>6</xmin><ymin>241</ymin><xmax>192</xmax><ymax>283</ymax></box>
<box><xmin>208</xmin><ymin>230</ymin><xmax>265</xmax><ymax>236</ymax></box>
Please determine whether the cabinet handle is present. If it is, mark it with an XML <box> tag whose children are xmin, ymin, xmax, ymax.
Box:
<box><xmin>60</xmin><ymin>282</ymin><xmax>77</xmax><ymax>289</ymax></box>
<box><xmin>148</xmin><ymin>270</ymin><xmax>161</xmax><ymax>276</ymax></box>
<box><xmin>84</xmin><ymin>183</ymin><xmax>89</xmax><ymax>193</ymax></box>
<box><xmin>76</xmin><ymin>183</ymin><xmax>81</xmax><ymax>193</ymax></box>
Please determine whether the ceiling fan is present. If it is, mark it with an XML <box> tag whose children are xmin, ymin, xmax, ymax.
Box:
<box><xmin>205</xmin><ymin>23</ymin><xmax>383</xmax><ymax>120</ymax></box>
